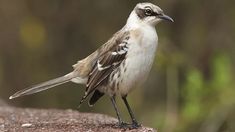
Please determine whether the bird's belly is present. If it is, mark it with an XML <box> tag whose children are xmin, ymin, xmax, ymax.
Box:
<box><xmin>117</xmin><ymin>42</ymin><xmax>157</xmax><ymax>96</ymax></box>
<box><xmin>119</xmin><ymin>53</ymin><xmax>154</xmax><ymax>94</ymax></box>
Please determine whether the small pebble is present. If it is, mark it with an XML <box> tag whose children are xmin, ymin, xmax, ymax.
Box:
<box><xmin>21</xmin><ymin>123</ymin><xmax>32</xmax><ymax>127</ymax></box>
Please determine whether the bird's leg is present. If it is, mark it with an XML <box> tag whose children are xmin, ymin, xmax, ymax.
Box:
<box><xmin>122</xmin><ymin>96</ymin><xmax>141</xmax><ymax>128</ymax></box>
<box><xmin>110</xmin><ymin>96</ymin><xmax>128</xmax><ymax>128</ymax></box>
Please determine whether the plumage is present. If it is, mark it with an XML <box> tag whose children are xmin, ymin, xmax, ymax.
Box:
<box><xmin>79</xmin><ymin>31</ymin><xmax>130</xmax><ymax>105</ymax></box>
<box><xmin>9</xmin><ymin>2</ymin><xmax>173</xmax><ymax>129</ymax></box>
<box><xmin>88</xmin><ymin>90</ymin><xmax>104</xmax><ymax>106</ymax></box>
<box><xmin>9</xmin><ymin>72</ymin><xmax>76</xmax><ymax>99</ymax></box>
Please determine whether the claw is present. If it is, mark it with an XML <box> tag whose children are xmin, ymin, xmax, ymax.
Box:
<box><xmin>131</xmin><ymin>121</ymin><xmax>141</xmax><ymax>129</ymax></box>
<box><xmin>118</xmin><ymin>122</ymin><xmax>129</xmax><ymax>128</ymax></box>
<box><xmin>117</xmin><ymin>121</ymin><xmax>141</xmax><ymax>129</ymax></box>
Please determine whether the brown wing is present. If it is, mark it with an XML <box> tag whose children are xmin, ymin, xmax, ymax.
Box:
<box><xmin>78</xmin><ymin>31</ymin><xmax>130</xmax><ymax>106</ymax></box>
<box><xmin>72</xmin><ymin>29</ymin><xmax>129</xmax><ymax>78</ymax></box>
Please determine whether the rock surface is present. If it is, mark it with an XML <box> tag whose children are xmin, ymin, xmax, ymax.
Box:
<box><xmin>0</xmin><ymin>106</ymin><xmax>156</xmax><ymax>132</ymax></box>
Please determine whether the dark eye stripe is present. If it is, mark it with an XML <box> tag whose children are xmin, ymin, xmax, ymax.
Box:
<box><xmin>136</xmin><ymin>8</ymin><xmax>146</xmax><ymax>19</ymax></box>
<box><xmin>152</xmin><ymin>12</ymin><xmax>160</xmax><ymax>16</ymax></box>
<box><xmin>135</xmin><ymin>7</ymin><xmax>160</xmax><ymax>19</ymax></box>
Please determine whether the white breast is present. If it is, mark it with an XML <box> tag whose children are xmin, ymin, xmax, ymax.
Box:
<box><xmin>118</xmin><ymin>25</ymin><xmax>158</xmax><ymax>95</ymax></box>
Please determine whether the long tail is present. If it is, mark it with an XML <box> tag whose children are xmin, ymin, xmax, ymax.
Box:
<box><xmin>9</xmin><ymin>73</ymin><xmax>76</xmax><ymax>99</ymax></box>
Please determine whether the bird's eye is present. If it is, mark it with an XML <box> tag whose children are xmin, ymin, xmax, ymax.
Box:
<box><xmin>145</xmin><ymin>8</ymin><xmax>153</xmax><ymax>16</ymax></box>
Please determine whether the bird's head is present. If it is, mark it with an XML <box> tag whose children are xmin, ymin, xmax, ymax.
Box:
<box><xmin>128</xmin><ymin>3</ymin><xmax>173</xmax><ymax>27</ymax></box>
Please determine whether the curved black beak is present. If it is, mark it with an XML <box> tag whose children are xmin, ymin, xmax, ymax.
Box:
<box><xmin>158</xmin><ymin>14</ymin><xmax>174</xmax><ymax>22</ymax></box>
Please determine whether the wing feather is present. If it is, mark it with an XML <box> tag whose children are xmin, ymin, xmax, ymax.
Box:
<box><xmin>78</xmin><ymin>31</ymin><xmax>130</xmax><ymax>105</ymax></box>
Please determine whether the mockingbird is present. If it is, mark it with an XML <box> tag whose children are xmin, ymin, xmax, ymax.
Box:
<box><xmin>10</xmin><ymin>2</ymin><xmax>173</xmax><ymax>128</ymax></box>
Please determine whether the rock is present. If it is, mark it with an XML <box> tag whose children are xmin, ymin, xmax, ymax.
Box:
<box><xmin>0</xmin><ymin>106</ymin><xmax>156</xmax><ymax>132</ymax></box>
<box><xmin>0</xmin><ymin>99</ymin><xmax>8</xmax><ymax>106</ymax></box>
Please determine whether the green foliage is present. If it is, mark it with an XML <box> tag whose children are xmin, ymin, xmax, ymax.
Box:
<box><xmin>182</xmin><ymin>68</ymin><xmax>204</xmax><ymax>121</ymax></box>
<box><xmin>178</xmin><ymin>53</ymin><xmax>235</xmax><ymax>131</ymax></box>
<box><xmin>211</xmin><ymin>54</ymin><xmax>231</xmax><ymax>89</ymax></box>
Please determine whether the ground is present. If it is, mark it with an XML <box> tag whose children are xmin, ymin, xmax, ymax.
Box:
<box><xmin>0</xmin><ymin>101</ymin><xmax>156</xmax><ymax>132</ymax></box>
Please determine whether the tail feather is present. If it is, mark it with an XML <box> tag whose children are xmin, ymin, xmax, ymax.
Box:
<box><xmin>9</xmin><ymin>73</ymin><xmax>74</xmax><ymax>99</ymax></box>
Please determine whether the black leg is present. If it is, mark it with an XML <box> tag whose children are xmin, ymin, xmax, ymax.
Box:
<box><xmin>122</xmin><ymin>96</ymin><xmax>141</xmax><ymax>128</ymax></box>
<box><xmin>110</xmin><ymin>96</ymin><xmax>127</xmax><ymax>128</ymax></box>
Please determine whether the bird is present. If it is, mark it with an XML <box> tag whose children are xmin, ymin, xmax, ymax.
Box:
<box><xmin>9</xmin><ymin>2</ymin><xmax>173</xmax><ymax>128</ymax></box>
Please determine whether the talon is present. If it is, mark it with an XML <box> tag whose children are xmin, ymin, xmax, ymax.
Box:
<box><xmin>131</xmin><ymin>121</ymin><xmax>141</xmax><ymax>129</ymax></box>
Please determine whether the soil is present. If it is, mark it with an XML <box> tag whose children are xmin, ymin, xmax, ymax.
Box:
<box><xmin>0</xmin><ymin>104</ymin><xmax>156</xmax><ymax>132</ymax></box>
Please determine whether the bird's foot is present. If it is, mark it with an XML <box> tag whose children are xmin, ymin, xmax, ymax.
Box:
<box><xmin>130</xmin><ymin>121</ymin><xmax>141</xmax><ymax>129</ymax></box>
<box><xmin>117</xmin><ymin>121</ymin><xmax>141</xmax><ymax>129</ymax></box>
<box><xmin>118</xmin><ymin>122</ymin><xmax>129</xmax><ymax>128</ymax></box>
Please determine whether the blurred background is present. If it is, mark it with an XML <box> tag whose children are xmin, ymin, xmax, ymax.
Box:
<box><xmin>0</xmin><ymin>0</ymin><xmax>235</xmax><ymax>131</ymax></box>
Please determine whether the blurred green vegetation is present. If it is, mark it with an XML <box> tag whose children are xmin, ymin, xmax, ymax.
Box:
<box><xmin>0</xmin><ymin>0</ymin><xmax>234</xmax><ymax>132</ymax></box>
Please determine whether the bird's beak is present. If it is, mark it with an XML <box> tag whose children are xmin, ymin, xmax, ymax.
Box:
<box><xmin>158</xmin><ymin>14</ymin><xmax>174</xmax><ymax>22</ymax></box>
